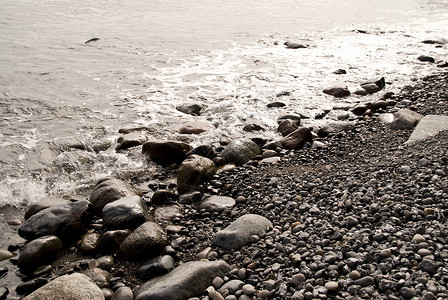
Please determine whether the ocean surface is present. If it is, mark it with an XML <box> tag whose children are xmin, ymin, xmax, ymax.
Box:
<box><xmin>1</xmin><ymin>0</ymin><xmax>448</xmax><ymax>208</ymax></box>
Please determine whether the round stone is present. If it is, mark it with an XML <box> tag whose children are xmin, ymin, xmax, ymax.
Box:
<box><xmin>324</xmin><ymin>281</ymin><xmax>339</xmax><ymax>291</ymax></box>
<box><xmin>292</xmin><ymin>274</ymin><xmax>306</xmax><ymax>286</ymax></box>
<box><xmin>350</xmin><ymin>271</ymin><xmax>361</xmax><ymax>280</ymax></box>
<box><xmin>242</xmin><ymin>284</ymin><xmax>255</xmax><ymax>295</ymax></box>
<box><xmin>412</xmin><ymin>234</ymin><xmax>426</xmax><ymax>243</ymax></box>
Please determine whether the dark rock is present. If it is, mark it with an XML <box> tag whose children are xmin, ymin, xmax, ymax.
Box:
<box><xmin>333</xmin><ymin>69</ymin><xmax>347</xmax><ymax>75</ymax></box>
<box><xmin>421</xmin><ymin>38</ymin><xmax>447</xmax><ymax>45</ymax></box>
<box><xmin>280</xmin><ymin>127</ymin><xmax>312</xmax><ymax>150</ymax></box>
<box><xmin>179</xmin><ymin>120</ymin><xmax>215</xmax><ymax>134</ymax></box>
<box><xmin>351</xmin><ymin>105</ymin><xmax>368</xmax><ymax>116</ymax></box>
<box><xmin>352</xmin><ymin>276</ymin><xmax>374</xmax><ymax>287</ymax></box>
<box><xmin>96</xmin><ymin>230</ymin><xmax>132</xmax><ymax>253</ymax></box>
<box><xmin>417</xmin><ymin>55</ymin><xmax>435</xmax><ymax>63</ymax></box>
<box><xmin>18</xmin><ymin>200</ymin><xmax>93</xmax><ymax>242</ymax></box>
<box><xmin>221</xmin><ymin>139</ymin><xmax>261</xmax><ymax>166</ymax></box>
<box><xmin>116</xmin><ymin>132</ymin><xmax>148</xmax><ymax>151</ymax></box>
<box><xmin>354</xmin><ymin>89</ymin><xmax>369</xmax><ymax>96</ymax></box>
<box><xmin>372</xmin><ymin>100</ymin><xmax>389</xmax><ymax>110</ymax></box>
<box><xmin>16</xmin><ymin>278</ymin><xmax>48</xmax><ymax>296</ymax></box>
<box><xmin>0</xmin><ymin>286</ymin><xmax>8</xmax><ymax>300</ymax></box>
<box><xmin>153</xmin><ymin>205</ymin><xmax>183</xmax><ymax>224</ymax></box>
<box><xmin>360</xmin><ymin>83</ymin><xmax>381</xmax><ymax>94</ymax></box>
<box><xmin>213</xmin><ymin>214</ymin><xmax>273</xmax><ymax>249</ymax></box>
<box><xmin>243</xmin><ymin>123</ymin><xmax>264</xmax><ymax>132</ymax></box>
<box><xmin>102</xmin><ymin>195</ymin><xmax>149</xmax><ymax>230</ymax></box>
<box><xmin>277</xmin><ymin>115</ymin><xmax>301</xmax><ymax>125</ymax></box>
<box><xmin>142</xmin><ymin>140</ymin><xmax>193</xmax><ymax>165</ymax></box>
<box><xmin>134</xmin><ymin>261</ymin><xmax>230</xmax><ymax>300</ymax></box>
<box><xmin>267</xmin><ymin>102</ymin><xmax>286</xmax><ymax>108</ymax></box>
<box><xmin>284</xmin><ymin>42</ymin><xmax>307</xmax><ymax>49</ymax></box>
<box><xmin>178</xmin><ymin>191</ymin><xmax>202</xmax><ymax>204</ymax></box>
<box><xmin>83</xmin><ymin>268</ymin><xmax>111</xmax><ymax>289</ymax></box>
<box><xmin>89</xmin><ymin>178</ymin><xmax>141</xmax><ymax>216</ymax></box>
<box><xmin>17</xmin><ymin>235</ymin><xmax>62</xmax><ymax>274</ymax></box>
<box><xmin>176</xmin><ymin>103</ymin><xmax>203</xmax><ymax>116</ymax></box>
<box><xmin>278</xmin><ymin>119</ymin><xmax>299</xmax><ymax>137</ymax></box>
<box><xmin>419</xmin><ymin>259</ymin><xmax>438</xmax><ymax>274</ymax></box>
<box><xmin>117</xmin><ymin>221</ymin><xmax>168</xmax><ymax>260</ymax></box>
<box><xmin>136</xmin><ymin>255</ymin><xmax>174</xmax><ymax>281</ymax></box>
<box><xmin>399</xmin><ymin>287</ymin><xmax>416</xmax><ymax>299</ymax></box>
<box><xmin>24</xmin><ymin>197</ymin><xmax>71</xmax><ymax>220</ymax></box>
<box><xmin>323</xmin><ymin>85</ymin><xmax>351</xmax><ymax>98</ymax></box>
<box><xmin>177</xmin><ymin>154</ymin><xmax>216</xmax><ymax>194</ymax></box>
<box><xmin>151</xmin><ymin>190</ymin><xmax>178</xmax><ymax>205</ymax></box>
<box><xmin>390</xmin><ymin>109</ymin><xmax>424</xmax><ymax>130</ymax></box>
<box><xmin>186</xmin><ymin>145</ymin><xmax>216</xmax><ymax>160</ymax></box>
<box><xmin>361</xmin><ymin>77</ymin><xmax>385</xmax><ymax>92</ymax></box>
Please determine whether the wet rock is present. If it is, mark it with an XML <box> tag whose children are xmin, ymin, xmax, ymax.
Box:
<box><xmin>221</xmin><ymin>139</ymin><xmax>261</xmax><ymax>166</ymax></box>
<box><xmin>142</xmin><ymin>140</ymin><xmax>193</xmax><ymax>165</ymax></box>
<box><xmin>213</xmin><ymin>214</ymin><xmax>273</xmax><ymax>249</ymax></box>
<box><xmin>361</xmin><ymin>83</ymin><xmax>381</xmax><ymax>94</ymax></box>
<box><xmin>267</xmin><ymin>102</ymin><xmax>286</xmax><ymax>108</ymax></box>
<box><xmin>16</xmin><ymin>278</ymin><xmax>49</xmax><ymax>296</ymax></box>
<box><xmin>134</xmin><ymin>261</ymin><xmax>230</xmax><ymax>300</ymax></box>
<box><xmin>243</xmin><ymin>123</ymin><xmax>264</xmax><ymax>132</ymax></box>
<box><xmin>390</xmin><ymin>109</ymin><xmax>423</xmax><ymax>130</ymax></box>
<box><xmin>18</xmin><ymin>200</ymin><xmax>93</xmax><ymax>242</ymax></box>
<box><xmin>178</xmin><ymin>191</ymin><xmax>202</xmax><ymax>204</ymax></box>
<box><xmin>377</xmin><ymin>113</ymin><xmax>394</xmax><ymax>124</ymax></box>
<box><xmin>111</xmin><ymin>286</ymin><xmax>133</xmax><ymax>300</ymax></box>
<box><xmin>198</xmin><ymin>196</ymin><xmax>236</xmax><ymax>212</ymax></box>
<box><xmin>96</xmin><ymin>230</ymin><xmax>131</xmax><ymax>253</ymax></box>
<box><xmin>153</xmin><ymin>205</ymin><xmax>183</xmax><ymax>223</ymax></box>
<box><xmin>102</xmin><ymin>195</ymin><xmax>149</xmax><ymax>230</ymax></box>
<box><xmin>116</xmin><ymin>132</ymin><xmax>148</xmax><ymax>151</ymax></box>
<box><xmin>0</xmin><ymin>250</ymin><xmax>14</xmax><ymax>262</ymax></box>
<box><xmin>418</xmin><ymin>55</ymin><xmax>435</xmax><ymax>63</ymax></box>
<box><xmin>78</xmin><ymin>232</ymin><xmax>100</xmax><ymax>253</ymax></box>
<box><xmin>284</xmin><ymin>42</ymin><xmax>307</xmax><ymax>49</ymax></box>
<box><xmin>151</xmin><ymin>189</ymin><xmax>177</xmax><ymax>205</ymax></box>
<box><xmin>24</xmin><ymin>197</ymin><xmax>71</xmax><ymax>220</ymax></box>
<box><xmin>176</xmin><ymin>103</ymin><xmax>203</xmax><ymax>116</ymax></box>
<box><xmin>278</xmin><ymin>119</ymin><xmax>299</xmax><ymax>137</ymax></box>
<box><xmin>277</xmin><ymin>114</ymin><xmax>302</xmax><ymax>125</ymax></box>
<box><xmin>354</xmin><ymin>89</ymin><xmax>369</xmax><ymax>96</ymax></box>
<box><xmin>89</xmin><ymin>178</ymin><xmax>141</xmax><ymax>216</ymax></box>
<box><xmin>333</xmin><ymin>69</ymin><xmax>347</xmax><ymax>74</ymax></box>
<box><xmin>117</xmin><ymin>221</ymin><xmax>168</xmax><ymax>260</ymax></box>
<box><xmin>360</xmin><ymin>77</ymin><xmax>385</xmax><ymax>93</ymax></box>
<box><xmin>23</xmin><ymin>273</ymin><xmax>105</xmax><ymax>300</ymax></box>
<box><xmin>351</xmin><ymin>105</ymin><xmax>368</xmax><ymax>116</ymax></box>
<box><xmin>186</xmin><ymin>145</ymin><xmax>216</xmax><ymax>160</ymax></box>
<box><xmin>83</xmin><ymin>268</ymin><xmax>111</xmax><ymax>289</ymax></box>
<box><xmin>280</xmin><ymin>127</ymin><xmax>312</xmax><ymax>150</ymax></box>
<box><xmin>17</xmin><ymin>235</ymin><xmax>62</xmax><ymax>274</ymax></box>
<box><xmin>421</xmin><ymin>38</ymin><xmax>447</xmax><ymax>45</ymax></box>
<box><xmin>323</xmin><ymin>85</ymin><xmax>351</xmax><ymax>98</ymax></box>
<box><xmin>179</xmin><ymin>120</ymin><xmax>216</xmax><ymax>134</ymax></box>
<box><xmin>0</xmin><ymin>287</ymin><xmax>8</xmax><ymax>300</ymax></box>
<box><xmin>136</xmin><ymin>255</ymin><xmax>174</xmax><ymax>281</ymax></box>
<box><xmin>177</xmin><ymin>154</ymin><xmax>216</xmax><ymax>194</ymax></box>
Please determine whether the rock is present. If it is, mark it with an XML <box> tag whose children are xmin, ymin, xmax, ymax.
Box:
<box><xmin>102</xmin><ymin>195</ymin><xmax>149</xmax><ymax>230</ymax></box>
<box><xmin>186</xmin><ymin>145</ymin><xmax>216</xmax><ymax>160</ymax></box>
<box><xmin>177</xmin><ymin>154</ymin><xmax>216</xmax><ymax>194</ymax></box>
<box><xmin>280</xmin><ymin>127</ymin><xmax>312</xmax><ymax>150</ymax></box>
<box><xmin>323</xmin><ymin>85</ymin><xmax>350</xmax><ymax>98</ymax></box>
<box><xmin>399</xmin><ymin>287</ymin><xmax>416</xmax><ymax>299</ymax></box>
<box><xmin>325</xmin><ymin>281</ymin><xmax>339</xmax><ymax>291</ymax></box>
<box><xmin>17</xmin><ymin>235</ymin><xmax>62</xmax><ymax>274</ymax></box>
<box><xmin>116</xmin><ymin>132</ymin><xmax>148</xmax><ymax>151</ymax></box>
<box><xmin>24</xmin><ymin>197</ymin><xmax>71</xmax><ymax>220</ymax></box>
<box><xmin>278</xmin><ymin>119</ymin><xmax>299</xmax><ymax>137</ymax></box>
<box><xmin>421</xmin><ymin>38</ymin><xmax>448</xmax><ymax>45</ymax></box>
<box><xmin>0</xmin><ymin>250</ymin><xmax>14</xmax><ymax>262</ymax></box>
<box><xmin>176</xmin><ymin>103</ymin><xmax>203</xmax><ymax>116</ymax></box>
<box><xmin>277</xmin><ymin>114</ymin><xmax>302</xmax><ymax>125</ymax></box>
<box><xmin>111</xmin><ymin>287</ymin><xmax>133</xmax><ymax>300</ymax></box>
<box><xmin>267</xmin><ymin>102</ymin><xmax>286</xmax><ymax>108</ymax></box>
<box><xmin>284</xmin><ymin>42</ymin><xmax>307</xmax><ymax>49</ymax></box>
<box><xmin>354</xmin><ymin>89</ymin><xmax>369</xmax><ymax>96</ymax></box>
<box><xmin>23</xmin><ymin>273</ymin><xmax>105</xmax><ymax>300</ymax></box>
<box><xmin>136</xmin><ymin>255</ymin><xmax>174</xmax><ymax>281</ymax></box>
<box><xmin>0</xmin><ymin>286</ymin><xmax>8</xmax><ymax>299</ymax></box>
<box><xmin>153</xmin><ymin>205</ymin><xmax>183</xmax><ymax>224</ymax></box>
<box><xmin>406</xmin><ymin>115</ymin><xmax>448</xmax><ymax>144</ymax></box>
<box><xmin>178</xmin><ymin>191</ymin><xmax>202</xmax><ymax>204</ymax></box>
<box><xmin>134</xmin><ymin>261</ymin><xmax>230</xmax><ymax>300</ymax></box>
<box><xmin>418</xmin><ymin>55</ymin><xmax>435</xmax><ymax>63</ymax></box>
<box><xmin>352</xmin><ymin>276</ymin><xmax>374</xmax><ymax>287</ymax></box>
<box><xmin>89</xmin><ymin>178</ymin><xmax>141</xmax><ymax>216</ymax></box>
<box><xmin>390</xmin><ymin>109</ymin><xmax>423</xmax><ymax>130</ymax></box>
<box><xmin>18</xmin><ymin>200</ymin><xmax>93</xmax><ymax>242</ymax></box>
<box><xmin>317</xmin><ymin>121</ymin><xmax>353</xmax><ymax>137</ymax></box>
<box><xmin>372</xmin><ymin>100</ymin><xmax>389</xmax><ymax>110</ymax></box>
<box><xmin>78</xmin><ymin>232</ymin><xmax>100</xmax><ymax>253</ymax></box>
<box><xmin>217</xmin><ymin>279</ymin><xmax>244</xmax><ymax>294</ymax></box>
<box><xmin>360</xmin><ymin>77</ymin><xmax>385</xmax><ymax>92</ymax></box>
<box><xmin>213</xmin><ymin>214</ymin><xmax>273</xmax><ymax>249</ymax></box>
<box><xmin>16</xmin><ymin>278</ymin><xmax>48</xmax><ymax>296</ymax></box>
<box><xmin>351</xmin><ymin>105</ymin><xmax>368</xmax><ymax>116</ymax></box>
<box><xmin>419</xmin><ymin>259</ymin><xmax>438</xmax><ymax>274</ymax></box>
<box><xmin>198</xmin><ymin>196</ymin><xmax>236</xmax><ymax>212</ymax></box>
<box><xmin>179</xmin><ymin>120</ymin><xmax>216</xmax><ymax>134</ymax></box>
<box><xmin>243</xmin><ymin>123</ymin><xmax>264</xmax><ymax>132</ymax></box>
<box><xmin>151</xmin><ymin>189</ymin><xmax>178</xmax><ymax>205</ymax></box>
<box><xmin>377</xmin><ymin>113</ymin><xmax>394</xmax><ymax>124</ymax></box>
<box><xmin>333</xmin><ymin>69</ymin><xmax>347</xmax><ymax>74</ymax></box>
<box><xmin>221</xmin><ymin>139</ymin><xmax>261</xmax><ymax>166</ymax></box>
<box><xmin>142</xmin><ymin>140</ymin><xmax>193</xmax><ymax>165</ymax></box>
<box><xmin>117</xmin><ymin>221</ymin><xmax>168</xmax><ymax>260</ymax></box>
<box><xmin>412</xmin><ymin>233</ymin><xmax>426</xmax><ymax>243</ymax></box>
<box><xmin>83</xmin><ymin>268</ymin><xmax>111</xmax><ymax>289</ymax></box>
<box><xmin>96</xmin><ymin>230</ymin><xmax>131</xmax><ymax>253</ymax></box>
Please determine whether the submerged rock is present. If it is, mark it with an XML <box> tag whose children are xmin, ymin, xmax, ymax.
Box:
<box><xmin>284</xmin><ymin>42</ymin><xmax>307</xmax><ymax>49</ymax></box>
<box><xmin>179</xmin><ymin>120</ymin><xmax>216</xmax><ymax>134</ymax></box>
<box><xmin>142</xmin><ymin>140</ymin><xmax>193</xmax><ymax>165</ymax></box>
<box><xmin>176</xmin><ymin>103</ymin><xmax>203</xmax><ymax>116</ymax></box>
<box><xmin>115</xmin><ymin>132</ymin><xmax>148</xmax><ymax>151</ymax></box>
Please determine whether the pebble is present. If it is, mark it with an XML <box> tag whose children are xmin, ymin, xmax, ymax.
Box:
<box><xmin>325</xmin><ymin>281</ymin><xmax>339</xmax><ymax>291</ymax></box>
<box><xmin>292</xmin><ymin>273</ymin><xmax>306</xmax><ymax>286</ymax></box>
<box><xmin>242</xmin><ymin>284</ymin><xmax>255</xmax><ymax>295</ymax></box>
<box><xmin>412</xmin><ymin>234</ymin><xmax>426</xmax><ymax>243</ymax></box>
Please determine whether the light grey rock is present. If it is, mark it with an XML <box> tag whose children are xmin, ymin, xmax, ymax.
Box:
<box><xmin>134</xmin><ymin>261</ymin><xmax>230</xmax><ymax>300</ymax></box>
<box><xmin>23</xmin><ymin>273</ymin><xmax>105</xmax><ymax>300</ymax></box>
<box><xmin>198</xmin><ymin>196</ymin><xmax>236</xmax><ymax>212</ymax></box>
<box><xmin>111</xmin><ymin>286</ymin><xmax>133</xmax><ymax>300</ymax></box>
<box><xmin>179</xmin><ymin>120</ymin><xmax>215</xmax><ymax>134</ymax></box>
<box><xmin>116</xmin><ymin>132</ymin><xmax>148</xmax><ymax>151</ymax></box>
<box><xmin>221</xmin><ymin>139</ymin><xmax>261</xmax><ymax>166</ymax></box>
<box><xmin>177</xmin><ymin>154</ymin><xmax>216</xmax><ymax>194</ymax></box>
<box><xmin>217</xmin><ymin>279</ymin><xmax>244</xmax><ymax>294</ymax></box>
<box><xmin>213</xmin><ymin>214</ymin><xmax>273</xmax><ymax>249</ymax></box>
<box><xmin>406</xmin><ymin>115</ymin><xmax>448</xmax><ymax>143</ymax></box>
<box><xmin>102</xmin><ymin>195</ymin><xmax>149</xmax><ymax>230</ymax></box>
<box><xmin>390</xmin><ymin>109</ymin><xmax>423</xmax><ymax>130</ymax></box>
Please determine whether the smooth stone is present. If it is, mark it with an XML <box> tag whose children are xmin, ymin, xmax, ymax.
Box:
<box><xmin>18</xmin><ymin>200</ymin><xmax>93</xmax><ymax>242</ymax></box>
<box><xmin>213</xmin><ymin>214</ymin><xmax>273</xmax><ymax>250</ymax></box>
<box><xmin>153</xmin><ymin>205</ymin><xmax>183</xmax><ymax>224</ymax></box>
<box><xmin>0</xmin><ymin>250</ymin><xmax>14</xmax><ymax>262</ymax></box>
<box><xmin>151</xmin><ymin>189</ymin><xmax>178</xmax><ymax>205</ymax></box>
<box><xmin>419</xmin><ymin>259</ymin><xmax>438</xmax><ymax>274</ymax></box>
<box><xmin>134</xmin><ymin>261</ymin><xmax>230</xmax><ymax>300</ymax></box>
<box><xmin>360</xmin><ymin>83</ymin><xmax>381</xmax><ymax>94</ymax></box>
<box><xmin>178</xmin><ymin>191</ymin><xmax>202</xmax><ymax>204</ymax></box>
<box><xmin>116</xmin><ymin>132</ymin><xmax>148</xmax><ymax>150</ymax></box>
<box><xmin>217</xmin><ymin>280</ymin><xmax>244</xmax><ymax>294</ymax></box>
<box><xmin>390</xmin><ymin>109</ymin><xmax>424</xmax><ymax>130</ymax></box>
<box><xmin>24</xmin><ymin>197</ymin><xmax>71</xmax><ymax>220</ymax></box>
<box><xmin>377</xmin><ymin>113</ymin><xmax>394</xmax><ymax>124</ymax></box>
<box><xmin>23</xmin><ymin>273</ymin><xmax>105</xmax><ymax>300</ymax></box>
<box><xmin>322</xmin><ymin>85</ymin><xmax>351</xmax><ymax>98</ymax></box>
<box><xmin>417</xmin><ymin>55</ymin><xmax>435</xmax><ymax>62</ymax></box>
<box><xmin>90</xmin><ymin>256</ymin><xmax>115</xmax><ymax>270</ymax></box>
<box><xmin>179</xmin><ymin>120</ymin><xmax>215</xmax><ymax>134</ymax></box>
<box><xmin>221</xmin><ymin>139</ymin><xmax>261</xmax><ymax>166</ymax></box>
<box><xmin>412</xmin><ymin>234</ymin><xmax>426</xmax><ymax>243</ymax></box>
<box><xmin>96</xmin><ymin>230</ymin><xmax>132</xmax><ymax>253</ymax></box>
<box><xmin>136</xmin><ymin>255</ymin><xmax>174</xmax><ymax>281</ymax></box>
<box><xmin>284</xmin><ymin>42</ymin><xmax>307</xmax><ymax>49</ymax></box>
<box><xmin>351</xmin><ymin>105</ymin><xmax>368</xmax><ymax>116</ymax></box>
<box><xmin>83</xmin><ymin>268</ymin><xmax>111</xmax><ymax>289</ymax></box>
<box><xmin>117</xmin><ymin>221</ymin><xmax>168</xmax><ymax>260</ymax></box>
<box><xmin>292</xmin><ymin>274</ymin><xmax>306</xmax><ymax>286</ymax></box>
<box><xmin>111</xmin><ymin>286</ymin><xmax>133</xmax><ymax>300</ymax></box>
<box><xmin>177</xmin><ymin>154</ymin><xmax>216</xmax><ymax>194</ymax></box>
<box><xmin>278</xmin><ymin>119</ymin><xmax>299</xmax><ymax>137</ymax></box>
<box><xmin>198</xmin><ymin>196</ymin><xmax>236</xmax><ymax>212</ymax></box>
<box><xmin>267</xmin><ymin>101</ymin><xmax>286</xmax><ymax>108</ymax></box>
<box><xmin>406</xmin><ymin>115</ymin><xmax>448</xmax><ymax>144</ymax></box>
<box><xmin>17</xmin><ymin>235</ymin><xmax>62</xmax><ymax>274</ymax></box>
<box><xmin>78</xmin><ymin>232</ymin><xmax>100</xmax><ymax>253</ymax></box>
<box><xmin>325</xmin><ymin>281</ymin><xmax>339</xmax><ymax>291</ymax></box>
<box><xmin>242</xmin><ymin>284</ymin><xmax>255</xmax><ymax>295</ymax></box>
<box><xmin>89</xmin><ymin>178</ymin><xmax>141</xmax><ymax>216</ymax></box>
<box><xmin>280</xmin><ymin>127</ymin><xmax>313</xmax><ymax>150</ymax></box>
<box><xmin>186</xmin><ymin>145</ymin><xmax>216</xmax><ymax>160</ymax></box>
<box><xmin>0</xmin><ymin>287</ymin><xmax>8</xmax><ymax>300</ymax></box>
<box><xmin>102</xmin><ymin>195</ymin><xmax>149</xmax><ymax>230</ymax></box>
<box><xmin>399</xmin><ymin>287</ymin><xmax>416</xmax><ymax>299</ymax></box>
<box><xmin>418</xmin><ymin>249</ymin><xmax>432</xmax><ymax>257</ymax></box>
<box><xmin>176</xmin><ymin>103</ymin><xmax>203</xmax><ymax>116</ymax></box>
<box><xmin>142</xmin><ymin>140</ymin><xmax>193</xmax><ymax>166</ymax></box>
<box><xmin>353</xmin><ymin>276</ymin><xmax>374</xmax><ymax>287</ymax></box>
<box><xmin>422</xmin><ymin>38</ymin><xmax>448</xmax><ymax>45</ymax></box>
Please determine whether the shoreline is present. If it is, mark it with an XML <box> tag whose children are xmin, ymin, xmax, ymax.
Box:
<box><xmin>1</xmin><ymin>71</ymin><xmax>447</xmax><ymax>299</ymax></box>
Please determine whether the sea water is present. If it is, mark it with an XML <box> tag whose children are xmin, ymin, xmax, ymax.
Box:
<box><xmin>1</xmin><ymin>0</ymin><xmax>448</xmax><ymax>207</ymax></box>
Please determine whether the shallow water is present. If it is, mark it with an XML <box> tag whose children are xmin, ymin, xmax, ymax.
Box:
<box><xmin>1</xmin><ymin>0</ymin><xmax>448</xmax><ymax>207</ymax></box>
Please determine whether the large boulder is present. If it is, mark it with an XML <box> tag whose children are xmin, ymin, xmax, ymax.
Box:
<box><xmin>278</xmin><ymin>119</ymin><xmax>298</xmax><ymax>137</ymax></box>
<box><xmin>23</xmin><ymin>273</ymin><xmax>105</xmax><ymax>300</ymax></box>
<box><xmin>406</xmin><ymin>115</ymin><xmax>448</xmax><ymax>144</ymax></box>
<box><xmin>323</xmin><ymin>85</ymin><xmax>350</xmax><ymax>98</ymax></box>
<box><xmin>89</xmin><ymin>178</ymin><xmax>141</xmax><ymax>216</ymax></box>
<box><xmin>177</xmin><ymin>154</ymin><xmax>216</xmax><ymax>194</ymax></box>
<box><xmin>198</xmin><ymin>196</ymin><xmax>236</xmax><ymax>212</ymax></box>
<box><xmin>117</xmin><ymin>221</ymin><xmax>168</xmax><ymax>260</ymax></box>
<box><xmin>179</xmin><ymin>120</ymin><xmax>215</xmax><ymax>134</ymax></box>
<box><xmin>280</xmin><ymin>127</ymin><xmax>313</xmax><ymax>149</ymax></box>
<box><xmin>134</xmin><ymin>261</ymin><xmax>230</xmax><ymax>300</ymax></box>
<box><xmin>213</xmin><ymin>214</ymin><xmax>273</xmax><ymax>250</ymax></box>
<box><xmin>390</xmin><ymin>109</ymin><xmax>424</xmax><ymax>130</ymax></box>
<box><xmin>221</xmin><ymin>139</ymin><xmax>261</xmax><ymax>166</ymax></box>
<box><xmin>24</xmin><ymin>197</ymin><xmax>72</xmax><ymax>220</ymax></box>
<box><xmin>142</xmin><ymin>140</ymin><xmax>192</xmax><ymax>165</ymax></box>
<box><xmin>102</xmin><ymin>195</ymin><xmax>149</xmax><ymax>230</ymax></box>
<box><xmin>17</xmin><ymin>235</ymin><xmax>63</xmax><ymax>274</ymax></box>
<box><xmin>18</xmin><ymin>200</ymin><xmax>93</xmax><ymax>242</ymax></box>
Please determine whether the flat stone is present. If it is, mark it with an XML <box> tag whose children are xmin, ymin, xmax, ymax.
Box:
<box><xmin>24</xmin><ymin>197</ymin><xmax>71</xmax><ymax>220</ymax></box>
<box><xmin>198</xmin><ymin>196</ymin><xmax>235</xmax><ymax>212</ymax></box>
<box><xmin>102</xmin><ymin>195</ymin><xmax>149</xmax><ymax>230</ymax></box>
<box><xmin>179</xmin><ymin>120</ymin><xmax>215</xmax><ymax>134</ymax></box>
<box><xmin>406</xmin><ymin>115</ymin><xmax>448</xmax><ymax>144</ymax></box>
